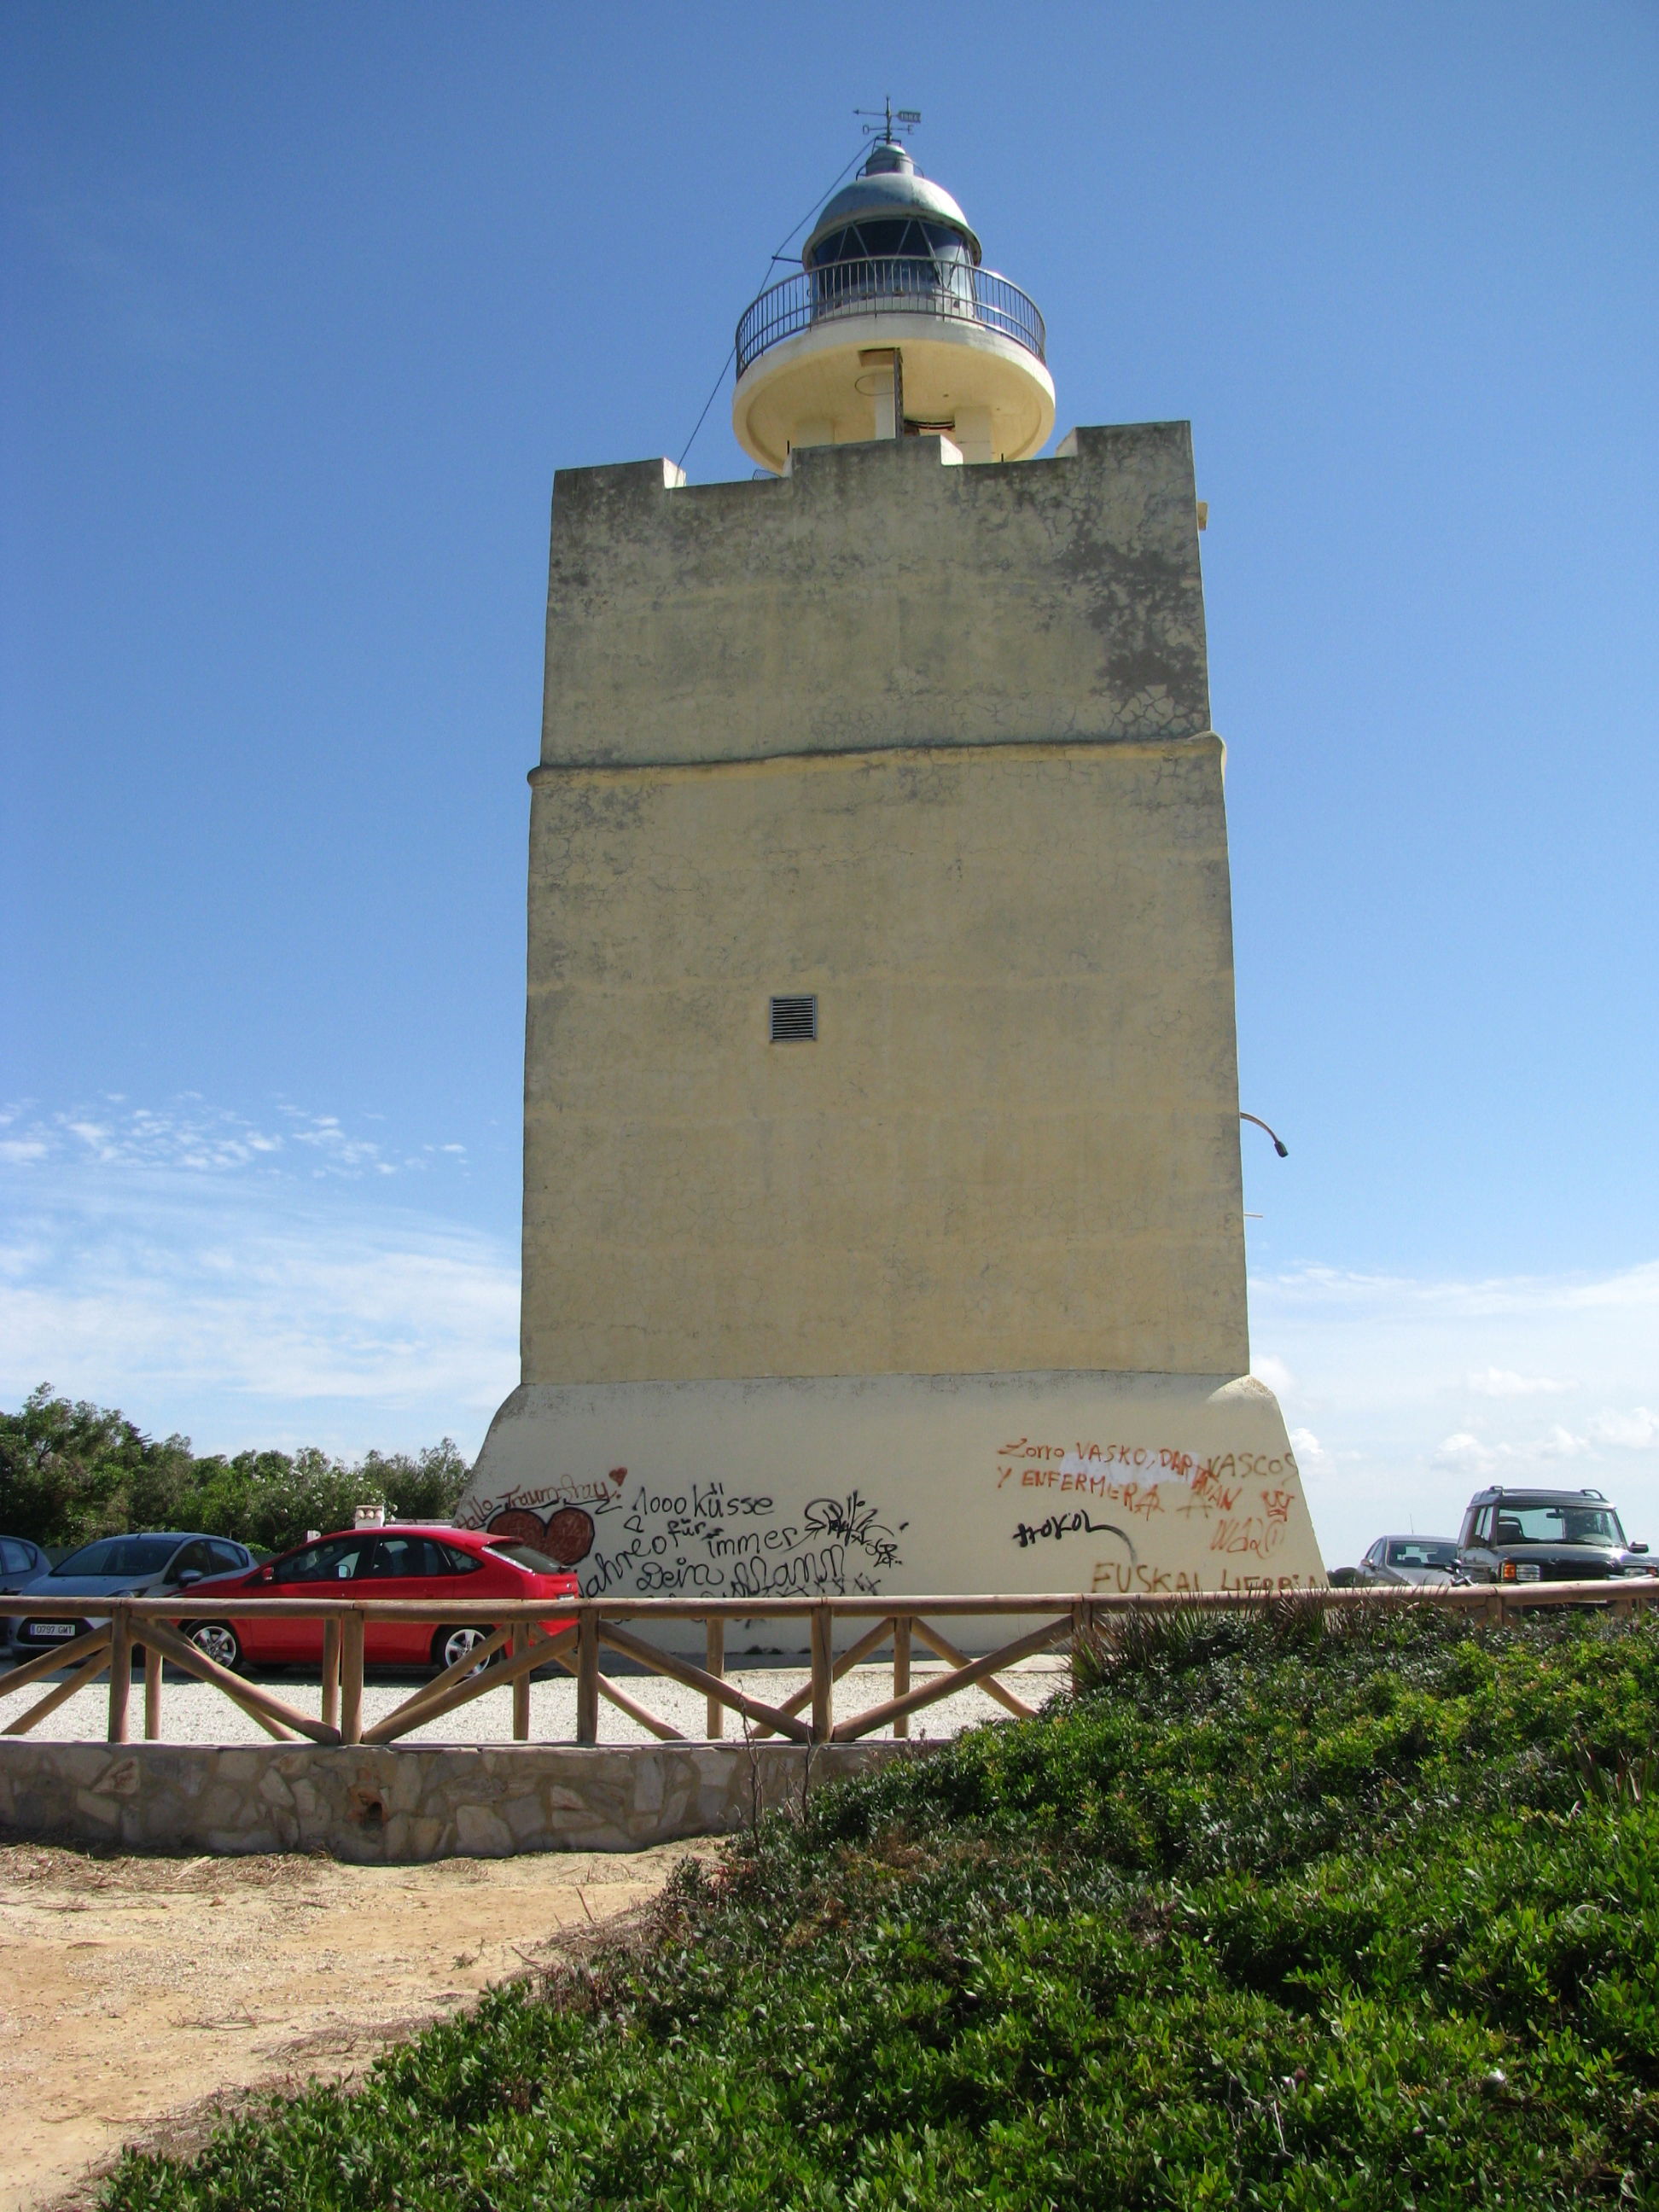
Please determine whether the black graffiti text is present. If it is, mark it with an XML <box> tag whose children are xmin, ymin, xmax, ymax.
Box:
<box><xmin>1012</xmin><ymin>1510</ymin><xmax>1134</xmax><ymax>1552</ymax></box>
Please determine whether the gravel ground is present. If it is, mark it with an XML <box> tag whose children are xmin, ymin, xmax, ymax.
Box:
<box><xmin>0</xmin><ymin>1655</ymin><xmax>1070</xmax><ymax>1746</ymax></box>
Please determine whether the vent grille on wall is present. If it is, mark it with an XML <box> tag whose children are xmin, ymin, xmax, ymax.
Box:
<box><xmin>769</xmin><ymin>994</ymin><xmax>818</xmax><ymax>1042</ymax></box>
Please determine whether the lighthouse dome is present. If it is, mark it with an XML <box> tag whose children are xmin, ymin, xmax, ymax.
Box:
<box><xmin>803</xmin><ymin>142</ymin><xmax>982</xmax><ymax>269</ymax></box>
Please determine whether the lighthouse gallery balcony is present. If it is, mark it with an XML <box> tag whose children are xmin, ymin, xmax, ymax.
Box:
<box><xmin>737</xmin><ymin>257</ymin><xmax>1046</xmax><ymax>378</ymax></box>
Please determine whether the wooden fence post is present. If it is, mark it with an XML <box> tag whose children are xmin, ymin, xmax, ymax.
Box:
<box><xmin>891</xmin><ymin>1616</ymin><xmax>911</xmax><ymax>1740</ymax></box>
<box><xmin>704</xmin><ymin>1616</ymin><xmax>725</xmax><ymax>1740</ymax></box>
<box><xmin>340</xmin><ymin>1610</ymin><xmax>365</xmax><ymax>1745</ymax></box>
<box><xmin>143</xmin><ymin>1637</ymin><xmax>162</xmax><ymax>1740</ymax></box>
<box><xmin>321</xmin><ymin>1615</ymin><xmax>341</xmax><ymax>1733</ymax></box>
<box><xmin>810</xmin><ymin>1603</ymin><xmax>833</xmax><ymax>1743</ymax></box>
<box><xmin>576</xmin><ymin>1607</ymin><xmax>600</xmax><ymax>1745</ymax></box>
<box><xmin>512</xmin><ymin>1625</ymin><xmax>531</xmax><ymax>1741</ymax></box>
<box><xmin>107</xmin><ymin>1605</ymin><xmax>131</xmax><ymax>1744</ymax></box>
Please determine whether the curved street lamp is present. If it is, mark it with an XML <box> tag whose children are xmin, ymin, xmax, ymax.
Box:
<box><xmin>1239</xmin><ymin>1111</ymin><xmax>1289</xmax><ymax>1159</ymax></box>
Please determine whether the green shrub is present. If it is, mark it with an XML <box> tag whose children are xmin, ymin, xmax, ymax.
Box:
<box><xmin>0</xmin><ymin>1385</ymin><xmax>469</xmax><ymax>1552</ymax></box>
<box><xmin>101</xmin><ymin>1605</ymin><xmax>1659</xmax><ymax>2209</ymax></box>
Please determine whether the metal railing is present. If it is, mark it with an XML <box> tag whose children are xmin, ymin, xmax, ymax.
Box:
<box><xmin>736</xmin><ymin>258</ymin><xmax>1046</xmax><ymax>378</ymax></box>
<box><xmin>3</xmin><ymin>1581</ymin><xmax>1654</xmax><ymax>1752</ymax></box>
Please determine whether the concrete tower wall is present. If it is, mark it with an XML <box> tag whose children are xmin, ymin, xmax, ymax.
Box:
<box><xmin>524</xmin><ymin>424</ymin><xmax>1247</xmax><ymax>1386</ymax></box>
<box><xmin>525</xmin><ymin>738</ymin><xmax>1246</xmax><ymax>1384</ymax></box>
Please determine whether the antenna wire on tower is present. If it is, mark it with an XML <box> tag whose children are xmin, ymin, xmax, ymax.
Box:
<box><xmin>675</xmin><ymin>136</ymin><xmax>893</xmax><ymax>474</ymax></box>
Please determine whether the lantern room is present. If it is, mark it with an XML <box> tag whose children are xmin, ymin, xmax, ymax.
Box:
<box><xmin>731</xmin><ymin>138</ymin><xmax>1055</xmax><ymax>473</ymax></box>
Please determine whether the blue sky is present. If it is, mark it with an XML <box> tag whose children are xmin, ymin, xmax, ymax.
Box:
<box><xmin>3</xmin><ymin>1</ymin><xmax>1655</xmax><ymax>1566</ymax></box>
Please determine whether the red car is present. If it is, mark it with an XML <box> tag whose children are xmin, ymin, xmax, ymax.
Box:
<box><xmin>181</xmin><ymin>1524</ymin><xmax>580</xmax><ymax>1674</ymax></box>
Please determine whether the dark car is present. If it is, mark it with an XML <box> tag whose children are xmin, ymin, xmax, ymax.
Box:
<box><xmin>0</xmin><ymin>1536</ymin><xmax>51</xmax><ymax>1647</ymax></box>
<box><xmin>1456</xmin><ymin>1487</ymin><xmax>1651</xmax><ymax>1586</ymax></box>
<box><xmin>180</xmin><ymin>1522</ymin><xmax>580</xmax><ymax>1674</ymax></box>
<box><xmin>1353</xmin><ymin>1535</ymin><xmax>1463</xmax><ymax>1587</ymax></box>
<box><xmin>8</xmin><ymin>1532</ymin><xmax>256</xmax><ymax>1659</ymax></box>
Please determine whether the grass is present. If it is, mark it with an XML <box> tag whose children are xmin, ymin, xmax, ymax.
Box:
<box><xmin>103</xmin><ymin>1600</ymin><xmax>1658</xmax><ymax>2209</ymax></box>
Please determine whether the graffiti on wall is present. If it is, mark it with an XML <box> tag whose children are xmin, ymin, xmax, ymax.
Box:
<box><xmin>459</xmin><ymin>1428</ymin><xmax>1318</xmax><ymax>1602</ymax></box>
<box><xmin>996</xmin><ymin>1435</ymin><xmax>1316</xmax><ymax>1593</ymax></box>
<box><xmin>460</xmin><ymin>1472</ymin><xmax>907</xmax><ymax>1601</ymax></box>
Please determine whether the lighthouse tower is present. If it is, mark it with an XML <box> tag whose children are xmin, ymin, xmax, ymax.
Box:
<box><xmin>459</xmin><ymin>133</ymin><xmax>1325</xmax><ymax>1621</ymax></box>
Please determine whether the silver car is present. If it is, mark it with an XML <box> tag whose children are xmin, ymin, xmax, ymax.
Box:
<box><xmin>1354</xmin><ymin>1535</ymin><xmax>1463</xmax><ymax>1587</ymax></box>
<box><xmin>7</xmin><ymin>1532</ymin><xmax>256</xmax><ymax>1661</ymax></box>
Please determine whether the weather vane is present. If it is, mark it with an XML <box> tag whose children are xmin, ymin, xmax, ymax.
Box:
<box><xmin>855</xmin><ymin>99</ymin><xmax>922</xmax><ymax>143</ymax></box>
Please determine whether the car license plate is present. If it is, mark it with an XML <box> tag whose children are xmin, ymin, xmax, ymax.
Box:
<box><xmin>28</xmin><ymin>1621</ymin><xmax>77</xmax><ymax>1639</ymax></box>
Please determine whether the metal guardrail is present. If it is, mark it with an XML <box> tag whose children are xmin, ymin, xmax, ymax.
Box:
<box><xmin>736</xmin><ymin>258</ymin><xmax>1046</xmax><ymax>378</ymax></box>
<box><xmin>3</xmin><ymin>1582</ymin><xmax>1654</xmax><ymax>1752</ymax></box>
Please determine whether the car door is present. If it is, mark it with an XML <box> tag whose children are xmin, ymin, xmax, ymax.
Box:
<box><xmin>0</xmin><ymin>1536</ymin><xmax>42</xmax><ymax>1588</ymax></box>
<box><xmin>258</xmin><ymin>1534</ymin><xmax>375</xmax><ymax>1662</ymax></box>
<box><xmin>1462</xmin><ymin>1505</ymin><xmax>1497</xmax><ymax>1581</ymax></box>
<box><xmin>166</xmin><ymin>1539</ymin><xmax>222</xmax><ymax>1592</ymax></box>
<box><xmin>357</xmin><ymin>1534</ymin><xmax>479</xmax><ymax>1663</ymax></box>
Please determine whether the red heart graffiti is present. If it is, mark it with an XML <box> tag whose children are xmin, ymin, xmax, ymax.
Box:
<box><xmin>486</xmin><ymin>1505</ymin><xmax>596</xmax><ymax>1566</ymax></box>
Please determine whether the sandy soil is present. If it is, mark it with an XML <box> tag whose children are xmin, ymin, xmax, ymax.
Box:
<box><xmin>0</xmin><ymin>1838</ymin><xmax>706</xmax><ymax>2212</ymax></box>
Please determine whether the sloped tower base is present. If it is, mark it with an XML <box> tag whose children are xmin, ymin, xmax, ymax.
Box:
<box><xmin>457</xmin><ymin>1370</ymin><xmax>1323</xmax><ymax>1650</ymax></box>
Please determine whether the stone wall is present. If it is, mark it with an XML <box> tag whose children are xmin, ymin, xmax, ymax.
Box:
<box><xmin>0</xmin><ymin>1740</ymin><xmax>916</xmax><ymax>1863</ymax></box>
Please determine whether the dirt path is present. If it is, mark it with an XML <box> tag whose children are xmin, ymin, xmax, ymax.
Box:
<box><xmin>0</xmin><ymin>1840</ymin><xmax>705</xmax><ymax>2212</ymax></box>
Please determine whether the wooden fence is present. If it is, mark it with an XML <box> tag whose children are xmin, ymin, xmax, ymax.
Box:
<box><xmin>2</xmin><ymin>1580</ymin><xmax>1655</xmax><ymax>1751</ymax></box>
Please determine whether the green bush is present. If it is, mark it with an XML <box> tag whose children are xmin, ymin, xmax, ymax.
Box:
<box><xmin>0</xmin><ymin>1385</ymin><xmax>469</xmax><ymax>1553</ymax></box>
<box><xmin>101</xmin><ymin>1604</ymin><xmax>1659</xmax><ymax>2209</ymax></box>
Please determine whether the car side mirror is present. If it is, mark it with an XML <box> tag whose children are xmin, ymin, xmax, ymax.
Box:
<box><xmin>257</xmin><ymin>1565</ymin><xmax>276</xmax><ymax>1583</ymax></box>
<box><xmin>175</xmin><ymin>1568</ymin><xmax>204</xmax><ymax>1586</ymax></box>
<box><xmin>1632</xmin><ymin>1542</ymin><xmax>1650</xmax><ymax>1556</ymax></box>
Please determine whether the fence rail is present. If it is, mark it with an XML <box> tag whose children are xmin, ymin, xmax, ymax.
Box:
<box><xmin>3</xmin><ymin>1582</ymin><xmax>1655</xmax><ymax>1752</ymax></box>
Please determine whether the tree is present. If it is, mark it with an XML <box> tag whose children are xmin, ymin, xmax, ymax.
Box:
<box><xmin>0</xmin><ymin>1387</ymin><xmax>471</xmax><ymax>1554</ymax></box>
<box><xmin>0</xmin><ymin>1384</ymin><xmax>195</xmax><ymax>1547</ymax></box>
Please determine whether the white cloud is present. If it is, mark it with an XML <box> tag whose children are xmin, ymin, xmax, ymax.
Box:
<box><xmin>1434</xmin><ymin>1431</ymin><xmax>1498</xmax><ymax>1475</ymax></box>
<box><xmin>1252</xmin><ymin>1257</ymin><xmax>1659</xmax><ymax>1565</ymax></box>
<box><xmin>0</xmin><ymin>1097</ymin><xmax>471</xmax><ymax>1185</ymax></box>
<box><xmin>1433</xmin><ymin>1423</ymin><xmax>1592</xmax><ymax>1476</ymax></box>
<box><xmin>1468</xmin><ymin>1367</ymin><xmax>1569</xmax><ymax>1397</ymax></box>
<box><xmin>1590</xmin><ymin>1407</ymin><xmax>1659</xmax><ymax>1450</ymax></box>
<box><xmin>0</xmin><ymin>1096</ymin><xmax>515</xmax><ymax>1457</ymax></box>
<box><xmin>1537</xmin><ymin>1423</ymin><xmax>1592</xmax><ymax>1461</ymax></box>
<box><xmin>1252</xmin><ymin>1354</ymin><xmax>1295</xmax><ymax>1394</ymax></box>
<box><xmin>1258</xmin><ymin>1259</ymin><xmax>1659</xmax><ymax>1318</ymax></box>
<box><xmin>1288</xmin><ymin>1425</ymin><xmax>1328</xmax><ymax>1468</ymax></box>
